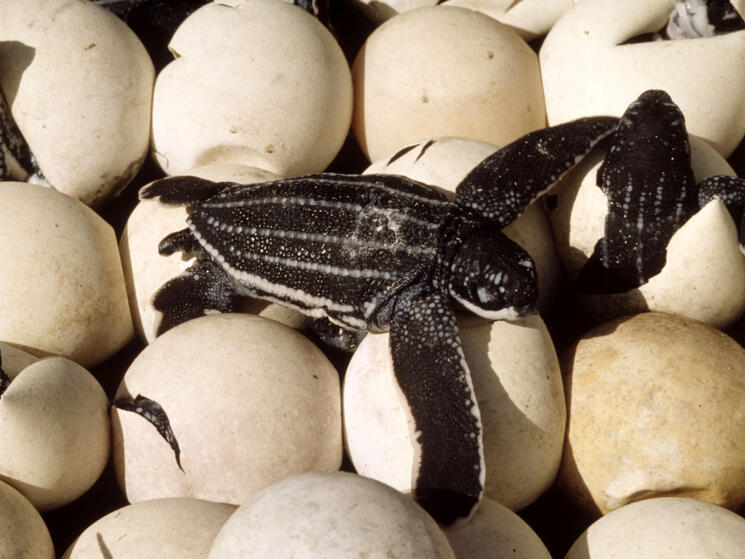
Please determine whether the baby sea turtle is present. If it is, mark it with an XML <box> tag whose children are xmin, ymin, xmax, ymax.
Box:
<box><xmin>140</xmin><ymin>113</ymin><xmax>618</xmax><ymax>525</ymax></box>
<box><xmin>575</xmin><ymin>89</ymin><xmax>745</xmax><ymax>293</ymax></box>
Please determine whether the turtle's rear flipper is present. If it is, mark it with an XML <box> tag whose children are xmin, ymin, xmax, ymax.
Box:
<box><xmin>153</xmin><ymin>254</ymin><xmax>236</xmax><ymax>335</ymax></box>
<box><xmin>389</xmin><ymin>285</ymin><xmax>483</xmax><ymax>527</ymax></box>
<box><xmin>309</xmin><ymin>318</ymin><xmax>366</xmax><ymax>353</ymax></box>
<box><xmin>697</xmin><ymin>175</ymin><xmax>745</xmax><ymax>247</ymax></box>
<box><xmin>455</xmin><ymin>116</ymin><xmax>619</xmax><ymax>227</ymax></box>
<box><xmin>139</xmin><ymin>176</ymin><xmax>229</xmax><ymax>205</ymax></box>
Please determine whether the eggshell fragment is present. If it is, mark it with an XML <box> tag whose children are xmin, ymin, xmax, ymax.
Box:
<box><xmin>565</xmin><ymin>497</ymin><xmax>745</xmax><ymax>558</ymax></box>
<box><xmin>343</xmin><ymin>313</ymin><xmax>565</xmax><ymax>511</ymax></box>
<box><xmin>151</xmin><ymin>0</ymin><xmax>353</xmax><ymax>177</ymax></box>
<box><xmin>559</xmin><ymin>312</ymin><xmax>745</xmax><ymax>516</ymax></box>
<box><xmin>119</xmin><ymin>163</ymin><xmax>307</xmax><ymax>343</ymax></box>
<box><xmin>540</xmin><ymin>0</ymin><xmax>745</xmax><ymax>156</ymax></box>
<box><xmin>62</xmin><ymin>498</ymin><xmax>236</xmax><ymax>559</ymax></box>
<box><xmin>352</xmin><ymin>7</ymin><xmax>546</xmax><ymax>162</ymax></box>
<box><xmin>0</xmin><ymin>0</ymin><xmax>154</xmax><ymax>206</ymax></box>
<box><xmin>548</xmin><ymin>135</ymin><xmax>745</xmax><ymax>328</ymax></box>
<box><xmin>207</xmin><ymin>471</ymin><xmax>456</xmax><ymax>558</ymax></box>
<box><xmin>364</xmin><ymin>137</ymin><xmax>560</xmax><ymax>313</ymax></box>
<box><xmin>347</xmin><ymin>0</ymin><xmax>573</xmax><ymax>39</ymax></box>
<box><xmin>444</xmin><ymin>497</ymin><xmax>551</xmax><ymax>559</ymax></box>
<box><xmin>0</xmin><ymin>480</ymin><xmax>54</xmax><ymax>559</ymax></box>
<box><xmin>0</xmin><ymin>182</ymin><xmax>133</xmax><ymax>367</ymax></box>
<box><xmin>112</xmin><ymin>313</ymin><xmax>342</xmax><ymax>504</ymax></box>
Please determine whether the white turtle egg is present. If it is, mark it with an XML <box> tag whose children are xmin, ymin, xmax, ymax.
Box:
<box><xmin>565</xmin><ymin>497</ymin><xmax>745</xmax><ymax>558</ymax></box>
<box><xmin>347</xmin><ymin>0</ymin><xmax>573</xmax><ymax>40</ymax></box>
<box><xmin>444</xmin><ymin>497</ymin><xmax>551</xmax><ymax>559</ymax></box>
<box><xmin>0</xmin><ymin>0</ymin><xmax>154</xmax><ymax>207</ymax></box>
<box><xmin>559</xmin><ymin>312</ymin><xmax>745</xmax><ymax>516</ymax></box>
<box><xmin>119</xmin><ymin>163</ymin><xmax>310</xmax><ymax>344</ymax></box>
<box><xmin>62</xmin><ymin>498</ymin><xmax>236</xmax><ymax>558</ymax></box>
<box><xmin>151</xmin><ymin>0</ymin><xmax>352</xmax><ymax>177</ymax></box>
<box><xmin>0</xmin><ymin>345</ymin><xmax>110</xmax><ymax>511</ymax></box>
<box><xmin>540</xmin><ymin>0</ymin><xmax>745</xmax><ymax>156</ymax></box>
<box><xmin>0</xmin><ymin>480</ymin><xmax>54</xmax><ymax>559</ymax></box>
<box><xmin>364</xmin><ymin>137</ymin><xmax>561</xmax><ymax>313</ymax></box>
<box><xmin>207</xmin><ymin>471</ymin><xmax>456</xmax><ymax>559</ymax></box>
<box><xmin>352</xmin><ymin>6</ymin><xmax>546</xmax><ymax>162</ymax></box>
<box><xmin>548</xmin><ymin>135</ymin><xmax>745</xmax><ymax>328</ymax></box>
<box><xmin>112</xmin><ymin>313</ymin><xmax>342</xmax><ymax>505</ymax></box>
<box><xmin>0</xmin><ymin>182</ymin><xmax>133</xmax><ymax>367</ymax></box>
<box><xmin>343</xmin><ymin>313</ymin><xmax>565</xmax><ymax>511</ymax></box>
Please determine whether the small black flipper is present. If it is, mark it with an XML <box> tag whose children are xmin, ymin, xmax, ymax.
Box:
<box><xmin>389</xmin><ymin>285</ymin><xmax>482</xmax><ymax>527</ymax></box>
<box><xmin>113</xmin><ymin>394</ymin><xmax>183</xmax><ymax>471</ymax></box>
<box><xmin>308</xmin><ymin>318</ymin><xmax>366</xmax><ymax>353</ymax></box>
<box><xmin>576</xmin><ymin>90</ymin><xmax>700</xmax><ymax>294</ymax></box>
<box><xmin>455</xmin><ymin>116</ymin><xmax>619</xmax><ymax>227</ymax></box>
<box><xmin>697</xmin><ymin>175</ymin><xmax>745</xmax><ymax>247</ymax></box>
<box><xmin>139</xmin><ymin>176</ymin><xmax>229</xmax><ymax>205</ymax></box>
<box><xmin>153</xmin><ymin>252</ymin><xmax>236</xmax><ymax>335</ymax></box>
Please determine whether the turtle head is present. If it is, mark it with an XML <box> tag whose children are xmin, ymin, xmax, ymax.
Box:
<box><xmin>447</xmin><ymin>228</ymin><xmax>538</xmax><ymax>321</ymax></box>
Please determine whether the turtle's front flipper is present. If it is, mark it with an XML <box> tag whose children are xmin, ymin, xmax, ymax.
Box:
<box><xmin>697</xmin><ymin>175</ymin><xmax>745</xmax><ymax>247</ymax></box>
<box><xmin>455</xmin><ymin>116</ymin><xmax>618</xmax><ymax>227</ymax></box>
<box><xmin>153</xmin><ymin>250</ymin><xmax>236</xmax><ymax>335</ymax></box>
<box><xmin>389</xmin><ymin>285</ymin><xmax>482</xmax><ymax>527</ymax></box>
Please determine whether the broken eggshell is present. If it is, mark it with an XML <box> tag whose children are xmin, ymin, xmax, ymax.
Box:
<box><xmin>565</xmin><ymin>497</ymin><xmax>745</xmax><ymax>558</ymax></box>
<box><xmin>559</xmin><ymin>312</ymin><xmax>745</xmax><ymax>516</ymax></box>
<box><xmin>364</xmin><ymin>136</ymin><xmax>561</xmax><ymax>314</ymax></box>
<box><xmin>352</xmin><ymin>6</ymin><xmax>546</xmax><ymax>162</ymax></box>
<box><xmin>343</xmin><ymin>313</ymin><xmax>565</xmax><ymax>511</ymax></box>
<box><xmin>548</xmin><ymin>135</ymin><xmax>745</xmax><ymax>328</ymax></box>
<box><xmin>0</xmin><ymin>344</ymin><xmax>110</xmax><ymax>512</ymax></box>
<box><xmin>347</xmin><ymin>0</ymin><xmax>573</xmax><ymax>40</ymax></box>
<box><xmin>0</xmin><ymin>182</ymin><xmax>134</xmax><ymax>367</ymax></box>
<box><xmin>0</xmin><ymin>480</ymin><xmax>54</xmax><ymax>559</ymax></box>
<box><xmin>151</xmin><ymin>0</ymin><xmax>353</xmax><ymax>177</ymax></box>
<box><xmin>112</xmin><ymin>313</ymin><xmax>342</xmax><ymax>505</ymax></box>
<box><xmin>444</xmin><ymin>497</ymin><xmax>551</xmax><ymax>559</ymax></box>
<box><xmin>540</xmin><ymin>0</ymin><xmax>745</xmax><ymax>156</ymax></box>
<box><xmin>207</xmin><ymin>471</ymin><xmax>456</xmax><ymax>559</ymax></box>
<box><xmin>120</xmin><ymin>163</ymin><xmax>307</xmax><ymax>343</ymax></box>
<box><xmin>0</xmin><ymin>0</ymin><xmax>154</xmax><ymax>206</ymax></box>
<box><xmin>62</xmin><ymin>497</ymin><xmax>236</xmax><ymax>559</ymax></box>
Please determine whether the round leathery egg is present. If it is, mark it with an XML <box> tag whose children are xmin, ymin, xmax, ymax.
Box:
<box><xmin>0</xmin><ymin>347</ymin><xmax>110</xmax><ymax>512</ymax></box>
<box><xmin>0</xmin><ymin>0</ymin><xmax>154</xmax><ymax>207</ymax></box>
<box><xmin>119</xmin><ymin>163</ymin><xmax>309</xmax><ymax>344</ymax></box>
<box><xmin>364</xmin><ymin>137</ymin><xmax>560</xmax><ymax>313</ymax></box>
<box><xmin>547</xmin><ymin>135</ymin><xmax>745</xmax><ymax>329</ymax></box>
<box><xmin>207</xmin><ymin>471</ymin><xmax>456</xmax><ymax>558</ymax></box>
<box><xmin>444</xmin><ymin>497</ymin><xmax>551</xmax><ymax>559</ymax></box>
<box><xmin>111</xmin><ymin>313</ymin><xmax>342</xmax><ymax>504</ymax></box>
<box><xmin>558</xmin><ymin>312</ymin><xmax>745</xmax><ymax>516</ymax></box>
<box><xmin>343</xmin><ymin>313</ymin><xmax>565</xmax><ymax>511</ymax></box>
<box><xmin>62</xmin><ymin>498</ymin><xmax>236</xmax><ymax>558</ymax></box>
<box><xmin>540</xmin><ymin>0</ymin><xmax>745</xmax><ymax>157</ymax></box>
<box><xmin>351</xmin><ymin>6</ymin><xmax>546</xmax><ymax>163</ymax></box>
<box><xmin>0</xmin><ymin>182</ymin><xmax>133</xmax><ymax>367</ymax></box>
<box><xmin>0</xmin><ymin>480</ymin><xmax>54</xmax><ymax>559</ymax></box>
<box><xmin>565</xmin><ymin>497</ymin><xmax>745</xmax><ymax>558</ymax></box>
<box><xmin>151</xmin><ymin>0</ymin><xmax>352</xmax><ymax>177</ymax></box>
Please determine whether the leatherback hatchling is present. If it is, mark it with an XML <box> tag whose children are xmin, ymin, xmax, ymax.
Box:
<box><xmin>139</xmin><ymin>111</ymin><xmax>619</xmax><ymax>525</ymax></box>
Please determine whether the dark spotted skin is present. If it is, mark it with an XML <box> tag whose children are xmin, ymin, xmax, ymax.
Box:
<box><xmin>140</xmin><ymin>114</ymin><xmax>621</xmax><ymax>525</ymax></box>
<box><xmin>576</xmin><ymin>90</ymin><xmax>745</xmax><ymax>294</ymax></box>
<box><xmin>0</xmin><ymin>88</ymin><xmax>43</xmax><ymax>182</ymax></box>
